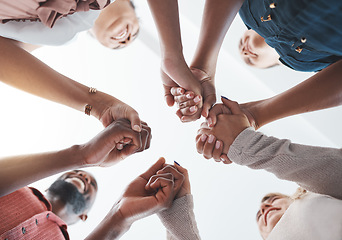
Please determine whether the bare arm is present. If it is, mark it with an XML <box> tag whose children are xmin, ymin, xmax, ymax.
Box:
<box><xmin>191</xmin><ymin>0</ymin><xmax>244</xmax><ymax>77</ymax></box>
<box><xmin>0</xmin><ymin>36</ymin><xmax>142</xmax><ymax>130</ymax></box>
<box><xmin>147</xmin><ymin>0</ymin><xmax>243</xmax><ymax>120</ymax></box>
<box><xmin>147</xmin><ymin>0</ymin><xmax>203</xmax><ymax>120</ymax></box>
<box><xmin>86</xmin><ymin>159</ymin><xmax>183</xmax><ymax>240</ymax></box>
<box><xmin>241</xmin><ymin>60</ymin><xmax>342</xmax><ymax>129</ymax></box>
<box><xmin>189</xmin><ymin>0</ymin><xmax>243</xmax><ymax>118</ymax></box>
<box><xmin>0</xmin><ymin>119</ymin><xmax>151</xmax><ymax>197</ymax></box>
<box><xmin>146</xmin><ymin>0</ymin><xmax>200</xmax><ymax>89</ymax></box>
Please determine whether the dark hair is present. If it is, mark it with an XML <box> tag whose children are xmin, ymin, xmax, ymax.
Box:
<box><xmin>48</xmin><ymin>180</ymin><xmax>87</xmax><ymax>214</ymax></box>
<box><xmin>129</xmin><ymin>0</ymin><xmax>135</xmax><ymax>9</ymax></box>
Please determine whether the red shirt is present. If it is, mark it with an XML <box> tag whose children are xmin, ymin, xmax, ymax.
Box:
<box><xmin>0</xmin><ymin>187</ymin><xmax>69</xmax><ymax>240</ymax></box>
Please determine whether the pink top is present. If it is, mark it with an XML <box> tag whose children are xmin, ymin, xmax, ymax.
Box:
<box><xmin>0</xmin><ymin>187</ymin><xmax>69</xmax><ymax>240</ymax></box>
<box><xmin>0</xmin><ymin>0</ymin><xmax>109</xmax><ymax>28</ymax></box>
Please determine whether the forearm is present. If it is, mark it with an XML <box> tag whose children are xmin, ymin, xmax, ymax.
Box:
<box><xmin>147</xmin><ymin>0</ymin><xmax>204</xmax><ymax>93</ymax></box>
<box><xmin>249</xmin><ymin>60</ymin><xmax>342</xmax><ymax>128</ymax></box>
<box><xmin>228</xmin><ymin>128</ymin><xmax>342</xmax><ymax>200</ymax></box>
<box><xmin>191</xmin><ymin>0</ymin><xmax>244</xmax><ymax>75</ymax></box>
<box><xmin>146</xmin><ymin>0</ymin><xmax>183</xmax><ymax>58</ymax></box>
<box><xmin>158</xmin><ymin>195</ymin><xmax>201</xmax><ymax>240</ymax></box>
<box><xmin>86</xmin><ymin>206</ymin><xmax>131</xmax><ymax>240</ymax></box>
<box><xmin>0</xmin><ymin>36</ymin><xmax>115</xmax><ymax>120</ymax></box>
<box><xmin>0</xmin><ymin>145</ymin><xmax>83</xmax><ymax>197</ymax></box>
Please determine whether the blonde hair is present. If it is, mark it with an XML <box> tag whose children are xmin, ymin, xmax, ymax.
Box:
<box><xmin>261</xmin><ymin>187</ymin><xmax>307</xmax><ymax>203</ymax></box>
<box><xmin>290</xmin><ymin>187</ymin><xmax>307</xmax><ymax>200</ymax></box>
<box><xmin>259</xmin><ymin>188</ymin><xmax>307</xmax><ymax>240</ymax></box>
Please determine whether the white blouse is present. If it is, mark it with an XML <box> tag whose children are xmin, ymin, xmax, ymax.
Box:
<box><xmin>0</xmin><ymin>10</ymin><xmax>100</xmax><ymax>46</ymax></box>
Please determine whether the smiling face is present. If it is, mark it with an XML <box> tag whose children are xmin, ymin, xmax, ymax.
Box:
<box><xmin>91</xmin><ymin>0</ymin><xmax>139</xmax><ymax>49</ymax></box>
<box><xmin>46</xmin><ymin>170</ymin><xmax>98</xmax><ymax>225</ymax></box>
<box><xmin>239</xmin><ymin>29</ymin><xmax>280</xmax><ymax>68</ymax></box>
<box><xmin>256</xmin><ymin>193</ymin><xmax>293</xmax><ymax>239</ymax></box>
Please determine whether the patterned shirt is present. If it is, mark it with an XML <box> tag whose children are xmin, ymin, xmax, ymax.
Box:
<box><xmin>0</xmin><ymin>187</ymin><xmax>69</xmax><ymax>240</ymax></box>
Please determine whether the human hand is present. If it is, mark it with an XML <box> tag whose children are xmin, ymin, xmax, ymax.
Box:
<box><xmin>155</xmin><ymin>162</ymin><xmax>190</xmax><ymax>199</ymax></box>
<box><xmin>81</xmin><ymin>119</ymin><xmax>151</xmax><ymax>167</ymax></box>
<box><xmin>196</xmin><ymin>98</ymin><xmax>251</xmax><ymax>163</ymax></box>
<box><xmin>96</xmin><ymin>93</ymin><xmax>142</xmax><ymax>132</ymax></box>
<box><xmin>160</xmin><ymin>58</ymin><xmax>204</xmax><ymax>122</ymax></box>
<box><xmin>171</xmin><ymin>68</ymin><xmax>216</xmax><ymax>122</ymax></box>
<box><xmin>207</xmin><ymin>96</ymin><xmax>258</xmax><ymax>129</ymax></box>
<box><xmin>115</xmin><ymin>121</ymin><xmax>151</xmax><ymax>151</ymax></box>
<box><xmin>115</xmin><ymin>158</ymin><xmax>183</xmax><ymax>224</ymax></box>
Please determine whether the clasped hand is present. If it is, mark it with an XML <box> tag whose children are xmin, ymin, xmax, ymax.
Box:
<box><xmin>114</xmin><ymin>158</ymin><xmax>190</xmax><ymax>225</ymax></box>
<box><xmin>161</xmin><ymin>58</ymin><xmax>216</xmax><ymax>122</ymax></box>
<box><xmin>81</xmin><ymin>118</ymin><xmax>152</xmax><ymax>167</ymax></box>
<box><xmin>196</xmin><ymin>97</ymin><xmax>251</xmax><ymax>164</ymax></box>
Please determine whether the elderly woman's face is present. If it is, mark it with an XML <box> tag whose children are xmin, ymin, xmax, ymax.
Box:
<box><xmin>239</xmin><ymin>29</ymin><xmax>280</xmax><ymax>68</ymax></box>
<box><xmin>256</xmin><ymin>194</ymin><xmax>293</xmax><ymax>239</ymax></box>
<box><xmin>91</xmin><ymin>0</ymin><xmax>139</xmax><ymax>49</ymax></box>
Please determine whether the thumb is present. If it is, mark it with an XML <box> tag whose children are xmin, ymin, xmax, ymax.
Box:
<box><xmin>221</xmin><ymin>97</ymin><xmax>243</xmax><ymax>115</ymax></box>
<box><xmin>201</xmin><ymin>94</ymin><xmax>216</xmax><ymax>118</ymax></box>
<box><xmin>163</xmin><ymin>85</ymin><xmax>175</xmax><ymax>107</ymax></box>
<box><xmin>128</xmin><ymin>110</ymin><xmax>141</xmax><ymax>132</ymax></box>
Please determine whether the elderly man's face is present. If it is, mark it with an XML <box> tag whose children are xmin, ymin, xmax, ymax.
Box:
<box><xmin>256</xmin><ymin>194</ymin><xmax>293</xmax><ymax>239</ymax></box>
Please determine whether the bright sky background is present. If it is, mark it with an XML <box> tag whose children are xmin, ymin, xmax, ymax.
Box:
<box><xmin>0</xmin><ymin>0</ymin><xmax>341</xmax><ymax>239</ymax></box>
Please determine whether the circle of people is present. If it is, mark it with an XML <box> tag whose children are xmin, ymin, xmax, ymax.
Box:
<box><xmin>0</xmin><ymin>0</ymin><xmax>341</xmax><ymax>239</ymax></box>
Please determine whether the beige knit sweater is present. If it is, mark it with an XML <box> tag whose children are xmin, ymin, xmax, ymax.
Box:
<box><xmin>158</xmin><ymin>128</ymin><xmax>342</xmax><ymax>239</ymax></box>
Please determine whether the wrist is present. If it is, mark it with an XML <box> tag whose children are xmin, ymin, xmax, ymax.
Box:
<box><xmin>85</xmin><ymin>205</ymin><xmax>131</xmax><ymax>240</ymax></box>
<box><xmin>109</xmin><ymin>204</ymin><xmax>132</xmax><ymax>234</ymax></box>
<box><xmin>68</xmin><ymin>144</ymin><xmax>90</xmax><ymax>168</ymax></box>
<box><xmin>191</xmin><ymin>52</ymin><xmax>218</xmax><ymax>77</ymax></box>
<box><xmin>87</xmin><ymin>91</ymin><xmax>118</xmax><ymax>120</ymax></box>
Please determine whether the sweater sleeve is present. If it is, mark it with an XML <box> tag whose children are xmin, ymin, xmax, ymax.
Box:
<box><xmin>228</xmin><ymin>127</ymin><xmax>342</xmax><ymax>200</ymax></box>
<box><xmin>157</xmin><ymin>194</ymin><xmax>201</xmax><ymax>240</ymax></box>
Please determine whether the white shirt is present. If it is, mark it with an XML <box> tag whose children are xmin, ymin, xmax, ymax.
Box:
<box><xmin>0</xmin><ymin>10</ymin><xmax>100</xmax><ymax>45</ymax></box>
<box><xmin>268</xmin><ymin>192</ymin><xmax>342</xmax><ymax>240</ymax></box>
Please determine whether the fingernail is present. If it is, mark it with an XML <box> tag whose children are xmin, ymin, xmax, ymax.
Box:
<box><xmin>208</xmin><ymin>117</ymin><xmax>213</xmax><ymax>126</ymax></box>
<box><xmin>208</xmin><ymin>134</ymin><xmax>215</xmax><ymax>144</ymax></box>
<box><xmin>215</xmin><ymin>141</ymin><xmax>221</xmax><ymax>149</ymax></box>
<box><xmin>190</xmin><ymin>106</ymin><xmax>197</xmax><ymax>112</ymax></box>
<box><xmin>174</xmin><ymin>161</ymin><xmax>181</xmax><ymax>166</ymax></box>
<box><xmin>220</xmin><ymin>157</ymin><xmax>225</xmax><ymax>162</ymax></box>
<box><xmin>186</xmin><ymin>93</ymin><xmax>192</xmax><ymax>99</ymax></box>
<box><xmin>194</xmin><ymin>96</ymin><xmax>201</xmax><ymax>103</ymax></box>
<box><xmin>221</xmin><ymin>96</ymin><xmax>229</xmax><ymax>100</ymax></box>
<box><xmin>133</xmin><ymin>125</ymin><xmax>141</xmax><ymax>132</ymax></box>
<box><xmin>177</xmin><ymin>88</ymin><xmax>183</xmax><ymax>94</ymax></box>
<box><xmin>201</xmin><ymin>134</ymin><xmax>207</xmax><ymax>142</ymax></box>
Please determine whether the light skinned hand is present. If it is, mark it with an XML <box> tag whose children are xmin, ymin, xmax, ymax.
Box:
<box><xmin>81</xmin><ymin>119</ymin><xmax>151</xmax><ymax>167</ymax></box>
<box><xmin>170</xmin><ymin>87</ymin><xmax>202</xmax><ymax>120</ymax></box>
<box><xmin>160</xmin><ymin>58</ymin><xmax>204</xmax><ymax>122</ymax></box>
<box><xmin>171</xmin><ymin>68</ymin><xmax>216</xmax><ymax>122</ymax></box>
<box><xmin>115</xmin><ymin>158</ymin><xmax>178</xmax><ymax>224</ymax></box>
<box><xmin>196</xmin><ymin>131</ymin><xmax>227</xmax><ymax>163</ymax></box>
<box><xmin>190</xmin><ymin>68</ymin><xmax>216</xmax><ymax>118</ymax></box>
<box><xmin>196</xmin><ymin>98</ymin><xmax>251</xmax><ymax>163</ymax></box>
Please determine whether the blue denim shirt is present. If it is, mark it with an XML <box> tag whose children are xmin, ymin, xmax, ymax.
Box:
<box><xmin>239</xmin><ymin>0</ymin><xmax>342</xmax><ymax>72</ymax></box>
